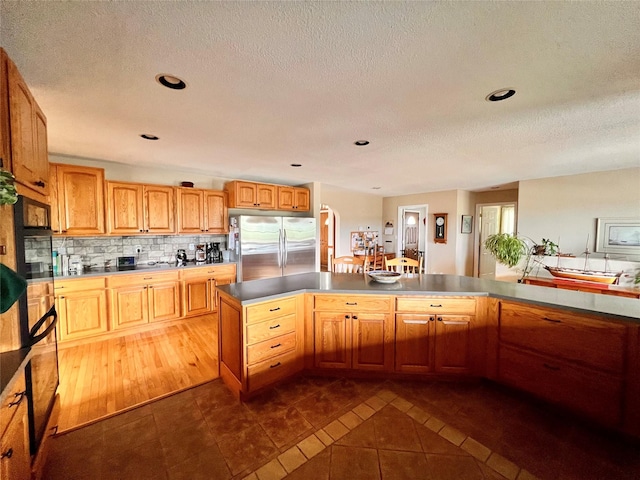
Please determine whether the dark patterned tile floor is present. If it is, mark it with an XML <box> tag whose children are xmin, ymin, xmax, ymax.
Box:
<box><xmin>42</xmin><ymin>376</ymin><xmax>640</xmax><ymax>480</ymax></box>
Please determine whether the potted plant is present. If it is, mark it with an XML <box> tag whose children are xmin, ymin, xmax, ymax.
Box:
<box><xmin>484</xmin><ymin>234</ymin><xmax>557</xmax><ymax>281</ymax></box>
<box><xmin>0</xmin><ymin>169</ymin><xmax>18</xmax><ymax>205</ymax></box>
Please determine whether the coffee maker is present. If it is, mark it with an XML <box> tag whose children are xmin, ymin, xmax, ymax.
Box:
<box><xmin>207</xmin><ymin>242</ymin><xmax>222</xmax><ymax>263</ymax></box>
<box><xmin>195</xmin><ymin>244</ymin><xmax>207</xmax><ymax>264</ymax></box>
<box><xmin>176</xmin><ymin>249</ymin><xmax>187</xmax><ymax>267</ymax></box>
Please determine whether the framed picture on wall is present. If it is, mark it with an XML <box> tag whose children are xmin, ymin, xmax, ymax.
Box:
<box><xmin>595</xmin><ymin>217</ymin><xmax>640</xmax><ymax>254</ymax></box>
<box><xmin>461</xmin><ymin>215</ymin><xmax>473</xmax><ymax>234</ymax></box>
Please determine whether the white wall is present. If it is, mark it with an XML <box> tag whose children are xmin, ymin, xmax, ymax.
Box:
<box><xmin>456</xmin><ymin>189</ymin><xmax>474</xmax><ymax>275</ymax></box>
<box><xmin>383</xmin><ymin>190</ymin><xmax>459</xmax><ymax>274</ymax></box>
<box><xmin>518</xmin><ymin>167</ymin><xmax>640</xmax><ymax>259</ymax></box>
<box><xmin>320</xmin><ymin>184</ymin><xmax>383</xmax><ymax>258</ymax></box>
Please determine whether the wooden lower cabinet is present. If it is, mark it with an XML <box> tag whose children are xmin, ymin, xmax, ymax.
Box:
<box><xmin>55</xmin><ymin>277</ymin><xmax>109</xmax><ymax>342</ymax></box>
<box><xmin>499</xmin><ymin>344</ymin><xmax>623</xmax><ymax>427</ymax></box>
<box><xmin>0</xmin><ymin>390</ymin><xmax>30</xmax><ymax>480</ymax></box>
<box><xmin>394</xmin><ymin>297</ymin><xmax>477</xmax><ymax>375</ymax></box>
<box><xmin>108</xmin><ymin>272</ymin><xmax>181</xmax><ymax>329</ymax></box>
<box><xmin>313</xmin><ymin>295</ymin><xmax>394</xmax><ymax>372</ymax></box>
<box><xmin>218</xmin><ymin>293</ymin><xmax>304</xmax><ymax>399</ymax></box>
<box><xmin>180</xmin><ymin>264</ymin><xmax>237</xmax><ymax>317</ymax></box>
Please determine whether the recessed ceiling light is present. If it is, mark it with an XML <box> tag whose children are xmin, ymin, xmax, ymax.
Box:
<box><xmin>486</xmin><ymin>88</ymin><xmax>516</xmax><ymax>102</ymax></box>
<box><xmin>354</xmin><ymin>140</ymin><xmax>370</xmax><ymax>146</ymax></box>
<box><xmin>140</xmin><ymin>134</ymin><xmax>159</xmax><ymax>140</ymax></box>
<box><xmin>290</xmin><ymin>163</ymin><xmax>302</xmax><ymax>167</ymax></box>
<box><xmin>155</xmin><ymin>74</ymin><xmax>187</xmax><ymax>90</ymax></box>
<box><xmin>372</xmin><ymin>186</ymin><xmax>381</xmax><ymax>190</ymax></box>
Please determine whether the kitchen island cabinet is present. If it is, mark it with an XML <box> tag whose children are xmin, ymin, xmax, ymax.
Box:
<box><xmin>0</xmin><ymin>369</ymin><xmax>30</xmax><ymax>480</ymax></box>
<box><xmin>217</xmin><ymin>272</ymin><xmax>640</xmax><ymax>436</ymax></box>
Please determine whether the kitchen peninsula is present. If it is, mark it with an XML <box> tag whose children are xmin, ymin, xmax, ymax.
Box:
<box><xmin>217</xmin><ymin>273</ymin><xmax>640</xmax><ymax>438</ymax></box>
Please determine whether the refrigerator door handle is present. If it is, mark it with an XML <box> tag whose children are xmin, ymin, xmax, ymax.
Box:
<box><xmin>283</xmin><ymin>229</ymin><xmax>288</xmax><ymax>267</ymax></box>
<box><xmin>277</xmin><ymin>229</ymin><xmax>283</xmax><ymax>268</ymax></box>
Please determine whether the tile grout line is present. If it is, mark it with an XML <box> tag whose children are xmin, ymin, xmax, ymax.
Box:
<box><xmin>245</xmin><ymin>388</ymin><xmax>539</xmax><ymax>480</ymax></box>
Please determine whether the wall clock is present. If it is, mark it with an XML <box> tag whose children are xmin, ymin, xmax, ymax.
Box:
<box><xmin>434</xmin><ymin>213</ymin><xmax>447</xmax><ymax>244</ymax></box>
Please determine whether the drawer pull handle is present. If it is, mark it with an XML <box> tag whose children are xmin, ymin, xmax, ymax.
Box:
<box><xmin>270</xmin><ymin>362</ymin><xmax>281</xmax><ymax>369</ymax></box>
<box><xmin>543</xmin><ymin>363</ymin><xmax>560</xmax><ymax>371</ymax></box>
<box><xmin>55</xmin><ymin>286</ymin><xmax>64</xmax><ymax>289</ymax></box>
<box><xmin>1</xmin><ymin>448</ymin><xmax>13</xmax><ymax>459</ymax></box>
<box><xmin>430</xmin><ymin>304</ymin><xmax>443</xmax><ymax>308</ymax></box>
<box><xmin>403</xmin><ymin>319</ymin><xmax>429</xmax><ymax>325</ymax></box>
<box><xmin>542</xmin><ymin>317</ymin><xmax>562</xmax><ymax>324</ymax></box>
<box><xmin>269</xmin><ymin>307</ymin><xmax>281</xmax><ymax>312</ymax></box>
<box><xmin>8</xmin><ymin>391</ymin><xmax>26</xmax><ymax>407</ymax></box>
<box><xmin>34</xmin><ymin>180</ymin><xmax>46</xmax><ymax>187</ymax></box>
<box><xmin>269</xmin><ymin>324</ymin><xmax>280</xmax><ymax>329</ymax></box>
<box><xmin>270</xmin><ymin>343</ymin><xmax>282</xmax><ymax>349</ymax></box>
<box><xmin>144</xmin><ymin>277</ymin><xmax>153</xmax><ymax>280</ymax></box>
<box><xmin>346</xmin><ymin>302</ymin><xmax>357</xmax><ymax>306</ymax></box>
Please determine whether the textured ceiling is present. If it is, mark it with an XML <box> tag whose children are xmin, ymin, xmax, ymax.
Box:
<box><xmin>1</xmin><ymin>1</ymin><xmax>639</xmax><ymax>196</ymax></box>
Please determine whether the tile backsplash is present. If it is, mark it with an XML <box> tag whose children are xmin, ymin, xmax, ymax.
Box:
<box><xmin>50</xmin><ymin>234</ymin><xmax>228</xmax><ymax>267</ymax></box>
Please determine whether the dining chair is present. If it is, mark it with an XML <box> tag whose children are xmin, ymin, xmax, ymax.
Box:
<box><xmin>332</xmin><ymin>256</ymin><xmax>365</xmax><ymax>274</ymax></box>
<box><xmin>384</xmin><ymin>256</ymin><xmax>421</xmax><ymax>274</ymax></box>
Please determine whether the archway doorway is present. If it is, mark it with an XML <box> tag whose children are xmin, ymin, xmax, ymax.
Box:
<box><xmin>397</xmin><ymin>204</ymin><xmax>428</xmax><ymax>272</ymax></box>
<box><xmin>320</xmin><ymin>205</ymin><xmax>336</xmax><ymax>272</ymax></box>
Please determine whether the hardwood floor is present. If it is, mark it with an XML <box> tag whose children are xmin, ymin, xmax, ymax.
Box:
<box><xmin>56</xmin><ymin>315</ymin><xmax>219</xmax><ymax>432</ymax></box>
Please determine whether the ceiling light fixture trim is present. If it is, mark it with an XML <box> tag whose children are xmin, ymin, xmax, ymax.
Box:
<box><xmin>354</xmin><ymin>140</ymin><xmax>370</xmax><ymax>146</ymax></box>
<box><xmin>290</xmin><ymin>163</ymin><xmax>302</xmax><ymax>167</ymax></box>
<box><xmin>140</xmin><ymin>134</ymin><xmax>159</xmax><ymax>140</ymax></box>
<box><xmin>155</xmin><ymin>74</ymin><xmax>187</xmax><ymax>90</ymax></box>
<box><xmin>486</xmin><ymin>88</ymin><xmax>516</xmax><ymax>102</ymax></box>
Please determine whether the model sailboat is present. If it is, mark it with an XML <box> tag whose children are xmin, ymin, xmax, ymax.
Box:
<box><xmin>543</xmin><ymin>236</ymin><xmax>622</xmax><ymax>284</ymax></box>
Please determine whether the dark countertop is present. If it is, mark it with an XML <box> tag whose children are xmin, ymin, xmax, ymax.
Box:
<box><xmin>0</xmin><ymin>348</ymin><xmax>30</xmax><ymax>403</ymax></box>
<box><xmin>218</xmin><ymin>272</ymin><xmax>640</xmax><ymax>321</ymax></box>
<box><xmin>50</xmin><ymin>260</ymin><xmax>237</xmax><ymax>280</ymax></box>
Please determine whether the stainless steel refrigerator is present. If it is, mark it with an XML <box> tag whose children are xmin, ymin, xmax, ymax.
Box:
<box><xmin>232</xmin><ymin>215</ymin><xmax>317</xmax><ymax>282</ymax></box>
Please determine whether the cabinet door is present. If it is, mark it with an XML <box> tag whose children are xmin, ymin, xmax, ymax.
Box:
<box><xmin>33</xmin><ymin>103</ymin><xmax>50</xmax><ymax>195</ymax></box>
<box><xmin>0</xmin><ymin>400</ymin><xmax>30</xmax><ymax>480</ymax></box>
<box><xmin>148</xmin><ymin>281</ymin><xmax>181</xmax><ymax>322</ymax></box>
<box><xmin>352</xmin><ymin>313</ymin><xmax>393</xmax><ymax>371</ymax></box>
<box><xmin>110</xmin><ymin>285</ymin><xmax>148</xmax><ymax>330</ymax></box>
<box><xmin>145</xmin><ymin>185</ymin><xmax>175</xmax><ymax>234</ymax></box>
<box><xmin>294</xmin><ymin>187</ymin><xmax>310</xmax><ymax>211</ymax></box>
<box><xmin>56</xmin><ymin>165</ymin><xmax>105</xmax><ymax>235</ymax></box>
<box><xmin>234</xmin><ymin>181</ymin><xmax>257</xmax><ymax>208</ymax></box>
<box><xmin>177</xmin><ymin>188</ymin><xmax>205</xmax><ymax>233</ymax></box>
<box><xmin>0</xmin><ymin>50</ymin><xmax>10</xmax><ymax>173</ymax></box>
<box><xmin>58</xmin><ymin>289</ymin><xmax>108</xmax><ymax>341</ymax></box>
<box><xmin>434</xmin><ymin>315</ymin><xmax>471</xmax><ymax>374</ymax></box>
<box><xmin>7</xmin><ymin>60</ymin><xmax>39</xmax><ymax>192</ymax></box>
<box><xmin>256</xmin><ymin>184</ymin><xmax>276</xmax><ymax>209</ymax></box>
<box><xmin>395</xmin><ymin>313</ymin><xmax>433</xmax><ymax>374</ymax></box>
<box><xmin>314</xmin><ymin>312</ymin><xmax>351</xmax><ymax>369</ymax></box>
<box><xmin>213</xmin><ymin>275</ymin><xmax>235</xmax><ymax>311</ymax></box>
<box><xmin>277</xmin><ymin>186</ymin><xmax>295</xmax><ymax>210</ymax></box>
<box><xmin>183</xmin><ymin>277</ymin><xmax>212</xmax><ymax>317</ymax></box>
<box><xmin>106</xmin><ymin>182</ymin><xmax>144</xmax><ymax>234</ymax></box>
<box><xmin>204</xmin><ymin>190</ymin><xmax>227</xmax><ymax>233</ymax></box>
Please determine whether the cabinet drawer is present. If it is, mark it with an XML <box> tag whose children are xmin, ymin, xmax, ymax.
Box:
<box><xmin>246</xmin><ymin>296</ymin><xmax>297</xmax><ymax>325</ymax></box>
<box><xmin>180</xmin><ymin>265</ymin><xmax>236</xmax><ymax>280</ymax></box>
<box><xmin>499</xmin><ymin>345</ymin><xmax>623</xmax><ymax>427</ymax></box>
<box><xmin>0</xmin><ymin>371</ymin><xmax>26</xmax><ymax>437</ymax></box>
<box><xmin>314</xmin><ymin>295</ymin><xmax>392</xmax><ymax>312</ymax></box>
<box><xmin>247</xmin><ymin>331</ymin><xmax>297</xmax><ymax>365</ymax></box>
<box><xmin>247</xmin><ymin>349</ymin><xmax>301</xmax><ymax>392</ymax></box>
<box><xmin>246</xmin><ymin>314</ymin><xmax>296</xmax><ymax>345</ymax></box>
<box><xmin>54</xmin><ymin>276</ymin><xmax>106</xmax><ymax>293</ymax></box>
<box><xmin>107</xmin><ymin>271</ymin><xmax>179</xmax><ymax>288</ymax></box>
<box><xmin>396</xmin><ymin>296</ymin><xmax>476</xmax><ymax>314</ymax></box>
<box><xmin>499</xmin><ymin>302</ymin><xmax>626</xmax><ymax>373</ymax></box>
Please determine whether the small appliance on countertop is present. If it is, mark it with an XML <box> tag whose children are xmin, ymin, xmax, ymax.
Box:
<box><xmin>207</xmin><ymin>242</ymin><xmax>223</xmax><ymax>263</ymax></box>
<box><xmin>195</xmin><ymin>245</ymin><xmax>207</xmax><ymax>264</ymax></box>
<box><xmin>176</xmin><ymin>249</ymin><xmax>188</xmax><ymax>267</ymax></box>
<box><xmin>117</xmin><ymin>256</ymin><xmax>137</xmax><ymax>271</ymax></box>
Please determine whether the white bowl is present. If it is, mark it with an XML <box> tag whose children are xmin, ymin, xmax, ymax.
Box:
<box><xmin>367</xmin><ymin>270</ymin><xmax>402</xmax><ymax>284</ymax></box>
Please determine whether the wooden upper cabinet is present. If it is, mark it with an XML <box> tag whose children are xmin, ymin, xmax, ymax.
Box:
<box><xmin>106</xmin><ymin>181</ymin><xmax>144</xmax><ymax>234</ymax></box>
<box><xmin>145</xmin><ymin>185</ymin><xmax>175</xmax><ymax>233</ymax></box>
<box><xmin>177</xmin><ymin>187</ymin><xmax>227</xmax><ymax>234</ymax></box>
<box><xmin>225</xmin><ymin>180</ymin><xmax>277</xmax><ymax>209</ymax></box>
<box><xmin>106</xmin><ymin>181</ymin><xmax>175</xmax><ymax>234</ymax></box>
<box><xmin>205</xmin><ymin>190</ymin><xmax>228</xmax><ymax>234</ymax></box>
<box><xmin>278</xmin><ymin>186</ymin><xmax>310</xmax><ymax>211</ymax></box>
<box><xmin>0</xmin><ymin>50</ymin><xmax>10</xmax><ymax>172</ymax></box>
<box><xmin>177</xmin><ymin>187</ymin><xmax>205</xmax><ymax>233</ymax></box>
<box><xmin>51</xmin><ymin>163</ymin><xmax>105</xmax><ymax>235</ymax></box>
<box><xmin>4</xmin><ymin>49</ymin><xmax>49</xmax><ymax>197</ymax></box>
